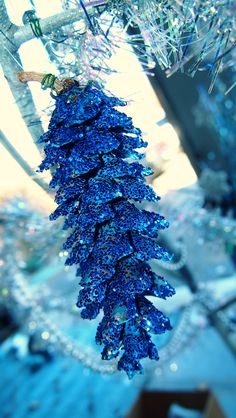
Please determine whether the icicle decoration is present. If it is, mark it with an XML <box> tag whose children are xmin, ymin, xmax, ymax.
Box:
<box><xmin>38</xmin><ymin>81</ymin><xmax>175</xmax><ymax>378</ymax></box>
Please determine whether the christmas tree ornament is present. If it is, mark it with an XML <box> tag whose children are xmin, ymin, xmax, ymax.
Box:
<box><xmin>18</xmin><ymin>72</ymin><xmax>175</xmax><ymax>378</ymax></box>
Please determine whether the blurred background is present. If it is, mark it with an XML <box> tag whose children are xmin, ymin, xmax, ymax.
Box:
<box><xmin>0</xmin><ymin>1</ymin><xmax>236</xmax><ymax>418</ymax></box>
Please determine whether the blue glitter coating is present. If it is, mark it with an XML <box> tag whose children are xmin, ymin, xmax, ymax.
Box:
<box><xmin>78</xmin><ymin>201</ymin><xmax>115</xmax><ymax>228</ymax></box>
<box><xmin>39</xmin><ymin>82</ymin><xmax>175</xmax><ymax>377</ymax></box>
<box><xmin>82</xmin><ymin>178</ymin><xmax>122</xmax><ymax>205</ymax></box>
<box><xmin>55</xmin><ymin>179</ymin><xmax>87</xmax><ymax>204</ymax></box>
<box><xmin>91</xmin><ymin>106</ymin><xmax>133</xmax><ymax>131</ymax></box>
<box><xmin>37</xmin><ymin>144</ymin><xmax>67</xmax><ymax>171</ymax></box>
<box><xmin>138</xmin><ymin>297</ymin><xmax>172</xmax><ymax>334</ymax></box>
<box><xmin>149</xmin><ymin>275</ymin><xmax>176</xmax><ymax>299</ymax></box>
<box><xmin>117</xmin><ymin>133</ymin><xmax>148</xmax><ymax>154</ymax></box>
<box><xmin>97</xmin><ymin>155</ymin><xmax>154</xmax><ymax>180</ymax></box>
<box><xmin>112</xmin><ymin>201</ymin><xmax>169</xmax><ymax>236</ymax></box>
<box><xmin>77</xmin><ymin>282</ymin><xmax>106</xmax><ymax>307</ymax></box>
<box><xmin>118</xmin><ymin>177</ymin><xmax>159</xmax><ymax>202</ymax></box>
<box><xmin>80</xmin><ymin>302</ymin><xmax>102</xmax><ymax>320</ymax></box>
<box><xmin>49</xmin><ymin>199</ymin><xmax>79</xmax><ymax>221</ymax></box>
<box><xmin>39</xmin><ymin>126</ymin><xmax>84</xmax><ymax>147</ymax></box>
<box><xmin>63</xmin><ymin>225</ymin><xmax>95</xmax><ymax>250</ymax></box>
<box><xmin>78</xmin><ymin>257</ymin><xmax>116</xmax><ymax>284</ymax></box>
<box><xmin>92</xmin><ymin>233</ymin><xmax>134</xmax><ymax>264</ymax></box>
<box><xmin>70</xmin><ymin>130</ymin><xmax>120</xmax><ymax>157</ymax></box>
<box><xmin>131</xmin><ymin>232</ymin><xmax>172</xmax><ymax>261</ymax></box>
<box><xmin>65</xmin><ymin>241</ymin><xmax>92</xmax><ymax>265</ymax></box>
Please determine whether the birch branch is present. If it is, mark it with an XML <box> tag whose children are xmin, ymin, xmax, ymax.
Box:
<box><xmin>0</xmin><ymin>0</ymin><xmax>12</xmax><ymax>32</ymax></box>
<box><xmin>1</xmin><ymin>50</ymin><xmax>44</xmax><ymax>143</ymax></box>
<box><xmin>1</xmin><ymin>2</ymin><xmax>104</xmax><ymax>145</ymax></box>
<box><xmin>14</xmin><ymin>7</ymin><xmax>87</xmax><ymax>47</ymax></box>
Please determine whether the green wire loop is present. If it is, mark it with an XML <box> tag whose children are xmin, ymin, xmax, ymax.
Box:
<box><xmin>41</xmin><ymin>74</ymin><xmax>57</xmax><ymax>90</ymax></box>
<box><xmin>30</xmin><ymin>18</ymin><xmax>42</xmax><ymax>38</ymax></box>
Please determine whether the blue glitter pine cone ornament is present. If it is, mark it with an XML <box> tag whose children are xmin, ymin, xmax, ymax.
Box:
<box><xmin>38</xmin><ymin>81</ymin><xmax>175</xmax><ymax>378</ymax></box>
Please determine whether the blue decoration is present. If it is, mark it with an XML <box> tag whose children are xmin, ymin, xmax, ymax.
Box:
<box><xmin>38</xmin><ymin>81</ymin><xmax>175</xmax><ymax>378</ymax></box>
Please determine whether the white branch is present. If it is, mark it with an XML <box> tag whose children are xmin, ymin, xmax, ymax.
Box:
<box><xmin>14</xmin><ymin>7</ymin><xmax>87</xmax><ymax>47</ymax></box>
<box><xmin>1</xmin><ymin>49</ymin><xmax>44</xmax><ymax>143</ymax></box>
<box><xmin>0</xmin><ymin>0</ymin><xmax>12</xmax><ymax>31</ymax></box>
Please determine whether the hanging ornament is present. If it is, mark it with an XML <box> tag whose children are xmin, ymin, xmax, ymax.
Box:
<box><xmin>18</xmin><ymin>72</ymin><xmax>175</xmax><ymax>378</ymax></box>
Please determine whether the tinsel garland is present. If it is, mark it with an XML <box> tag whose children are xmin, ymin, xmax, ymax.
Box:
<box><xmin>108</xmin><ymin>0</ymin><xmax>236</xmax><ymax>85</ymax></box>
<box><xmin>38</xmin><ymin>81</ymin><xmax>175</xmax><ymax>378</ymax></box>
<box><xmin>19</xmin><ymin>1</ymin><xmax>236</xmax><ymax>90</ymax></box>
